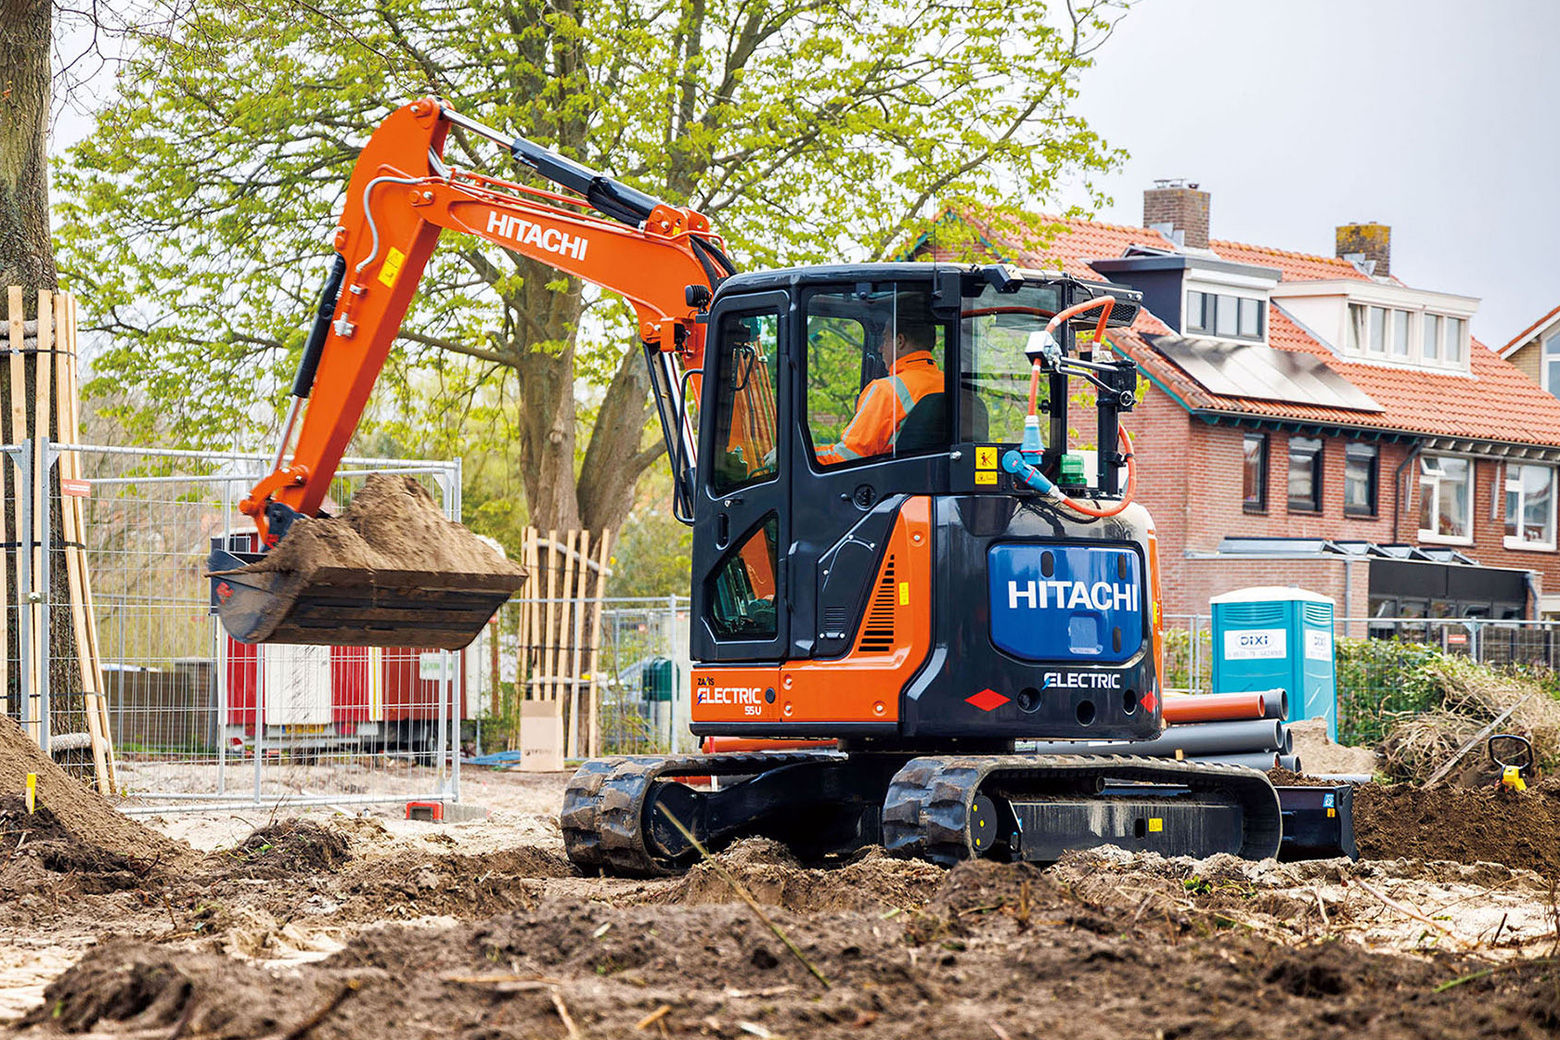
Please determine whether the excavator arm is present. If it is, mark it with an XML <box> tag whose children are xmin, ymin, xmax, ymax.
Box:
<box><xmin>211</xmin><ymin>97</ymin><xmax>735</xmax><ymax>648</ymax></box>
<box><xmin>246</xmin><ymin>96</ymin><xmax>733</xmax><ymax>545</ymax></box>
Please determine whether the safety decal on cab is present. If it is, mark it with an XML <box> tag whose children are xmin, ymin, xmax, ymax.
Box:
<box><xmin>965</xmin><ymin>688</ymin><xmax>1009</xmax><ymax>711</ymax></box>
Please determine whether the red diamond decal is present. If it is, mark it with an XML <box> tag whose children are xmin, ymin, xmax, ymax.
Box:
<box><xmin>966</xmin><ymin>688</ymin><xmax>1010</xmax><ymax>712</ymax></box>
<box><xmin>1140</xmin><ymin>688</ymin><xmax>1157</xmax><ymax>714</ymax></box>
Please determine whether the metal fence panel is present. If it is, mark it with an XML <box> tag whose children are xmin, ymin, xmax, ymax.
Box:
<box><xmin>4</xmin><ymin>439</ymin><xmax>476</xmax><ymax>812</ymax></box>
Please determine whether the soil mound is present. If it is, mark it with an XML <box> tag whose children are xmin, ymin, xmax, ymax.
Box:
<box><xmin>1288</xmin><ymin>719</ymin><xmax>1380</xmax><ymax>775</ymax></box>
<box><xmin>0</xmin><ymin>797</ymin><xmax>147</xmax><ymax>892</ymax></box>
<box><xmin>216</xmin><ymin>819</ymin><xmax>351</xmax><ymax>878</ymax></box>
<box><xmin>654</xmin><ymin>840</ymin><xmax>944</xmax><ymax>912</ymax></box>
<box><xmin>0</xmin><ymin>717</ymin><xmax>188</xmax><ymax>872</ymax></box>
<box><xmin>232</xmin><ymin>475</ymin><xmax>524</xmax><ymax>580</ymax></box>
<box><xmin>1355</xmin><ymin>780</ymin><xmax>1560</xmax><ymax>875</ymax></box>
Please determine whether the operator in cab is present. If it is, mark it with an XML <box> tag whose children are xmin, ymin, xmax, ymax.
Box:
<box><xmin>816</xmin><ymin>316</ymin><xmax>943</xmax><ymax>464</ymax></box>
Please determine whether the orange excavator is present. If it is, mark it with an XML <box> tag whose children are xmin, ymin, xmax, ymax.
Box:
<box><xmin>212</xmin><ymin>97</ymin><xmax>1298</xmax><ymax>873</ymax></box>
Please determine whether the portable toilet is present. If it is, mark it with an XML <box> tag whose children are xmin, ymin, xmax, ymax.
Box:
<box><xmin>1210</xmin><ymin>587</ymin><xmax>1337</xmax><ymax>740</ymax></box>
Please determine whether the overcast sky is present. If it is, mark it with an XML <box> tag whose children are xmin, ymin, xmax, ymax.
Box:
<box><xmin>1060</xmin><ymin>0</ymin><xmax>1560</xmax><ymax>346</ymax></box>
<box><xmin>51</xmin><ymin>1</ymin><xmax>1556</xmax><ymax>346</ymax></box>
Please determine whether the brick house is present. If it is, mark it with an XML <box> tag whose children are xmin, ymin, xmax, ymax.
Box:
<box><xmin>1500</xmin><ymin>305</ymin><xmax>1560</xmax><ymax>400</ymax></box>
<box><xmin>916</xmin><ymin>185</ymin><xmax>1560</xmax><ymax>620</ymax></box>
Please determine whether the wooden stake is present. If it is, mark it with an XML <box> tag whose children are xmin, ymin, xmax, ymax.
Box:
<box><xmin>542</xmin><ymin>529</ymin><xmax>560</xmax><ymax>704</ymax></box>
<box><xmin>558</xmin><ymin>529</ymin><xmax>579</xmax><ymax>756</ymax></box>
<box><xmin>30</xmin><ymin>294</ymin><xmax>50</xmax><ymax>748</ymax></box>
<box><xmin>62</xmin><ymin>298</ymin><xmax>116</xmax><ymax>788</ymax></box>
<box><xmin>51</xmin><ymin>296</ymin><xmax>108</xmax><ymax>794</ymax></box>
<box><xmin>585</xmin><ymin>529</ymin><xmax>614</xmax><ymax>758</ymax></box>
<box><xmin>568</xmin><ymin>529</ymin><xmax>590</xmax><ymax>758</ymax></box>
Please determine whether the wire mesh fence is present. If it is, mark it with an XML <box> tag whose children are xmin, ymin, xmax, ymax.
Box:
<box><xmin>1164</xmin><ymin>613</ymin><xmax>1560</xmax><ymax>747</ymax></box>
<box><xmin>4</xmin><ymin>438</ymin><xmax>482</xmax><ymax>811</ymax></box>
<box><xmin>481</xmin><ymin>595</ymin><xmax>692</xmax><ymax>759</ymax></box>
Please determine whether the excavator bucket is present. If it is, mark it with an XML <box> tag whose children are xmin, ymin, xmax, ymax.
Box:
<box><xmin>209</xmin><ymin>545</ymin><xmax>523</xmax><ymax>650</ymax></box>
<box><xmin>209</xmin><ymin>475</ymin><xmax>527</xmax><ymax>650</ymax></box>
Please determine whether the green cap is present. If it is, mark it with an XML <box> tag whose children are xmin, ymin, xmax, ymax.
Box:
<box><xmin>1059</xmin><ymin>452</ymin><xmax>1087</xmax><ymax>487</ymax></box>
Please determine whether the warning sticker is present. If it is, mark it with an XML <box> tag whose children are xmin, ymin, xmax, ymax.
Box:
<box><xmin>897</xmin><ymin>581</ymin><xmax>910</xmax><ymax>606</ymax></box>
<box><xmin>975</xmin><ymin>470</ymin><xmax>998</xmax><ymax>486</ymax></box>
<box><xmin>975</xmin><ymin>446</ymin><xmax>999</xmax><ymax>469</ymax></box>
<box><xmin>378</xmin><ymin>246</ymin><xmax>406</xmax><ymax>288</ymax></box>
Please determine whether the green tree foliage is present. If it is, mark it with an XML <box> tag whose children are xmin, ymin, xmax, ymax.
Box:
<box><xmin>56</xmin><ymin>0</ymin><xmax>1130</xmax><ymax>549</ymax></box>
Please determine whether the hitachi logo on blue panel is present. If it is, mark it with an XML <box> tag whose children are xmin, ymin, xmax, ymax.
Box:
<box><xmin>1005</xmin><ymin>579</ymin><xmax>1138</xmax><ymax>613</ymax></box>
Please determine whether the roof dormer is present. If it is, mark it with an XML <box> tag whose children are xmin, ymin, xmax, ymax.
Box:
<box><xmin>1269</xmin><ymin>280</ymin><xmax>1478</xmax><ymax>373</ymax></box>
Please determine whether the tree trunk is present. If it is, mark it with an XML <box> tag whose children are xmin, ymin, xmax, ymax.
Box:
<box><xmin>0</xmin><ymin>1</ymin><xmax>87</xmax><ymax>769</ymax></box>
<box><xmin>0</xmin><ymin>0</ymin><xmax>56</xmax><ymax>294</ymax></box>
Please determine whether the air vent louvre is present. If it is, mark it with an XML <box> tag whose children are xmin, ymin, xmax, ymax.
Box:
<box><xmin>856</xmin><ymin>556</ymin><xmax>898</xmax><ymax>653</ymax></box>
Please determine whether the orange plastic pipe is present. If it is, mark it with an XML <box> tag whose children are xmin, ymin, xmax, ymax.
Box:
<box><xmin>1162</xmin><ymin>692</ymin><xmax>1269</xmax><ymax>724</ymax></box>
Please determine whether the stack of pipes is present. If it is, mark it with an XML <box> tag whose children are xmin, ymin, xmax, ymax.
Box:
<box><xmin>1023</xmin><ymin>689</ymin><xmax>1300</xmax><ymax>772</ymax></box>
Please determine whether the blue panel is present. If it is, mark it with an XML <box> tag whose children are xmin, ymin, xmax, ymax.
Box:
<box><xmin>987</xmin><ymin>545</ymin><xmax>1142</xmax><ymax>663</ymax></box>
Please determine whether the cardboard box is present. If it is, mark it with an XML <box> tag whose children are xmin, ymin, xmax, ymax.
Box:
<box><xmin>520</xmin><ymin>701</ymin><xmax>566</xmax><ymax>772</ymax></box>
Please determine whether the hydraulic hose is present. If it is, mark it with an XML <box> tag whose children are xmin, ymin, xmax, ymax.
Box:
<box><xmin>1008</xmin><ymin>293</ymin><xmax>1138</xmax><ymax>519</ymax></box>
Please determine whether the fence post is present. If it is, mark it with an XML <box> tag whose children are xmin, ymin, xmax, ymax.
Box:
<box><xmin>37</xmin><ymin>435</ymin><xmax>50</xmax><ymax>753</ymax></box>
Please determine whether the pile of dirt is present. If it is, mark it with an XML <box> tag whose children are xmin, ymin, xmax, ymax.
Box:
<box><xmin>215</xmin><ymin>819</ymin><xmax>350</xmax><ymax>878</ymax></box>
<box><xmin>0</xmin><ymin>797</ymin><xmax>147</xmax><ymax>892</ymax></box>
<box><xmin>1355</xmin><ymin>780</ymin><xmax>1560</xmax><ymax>876</ymax></box>
<box><xmin>0</xmin><ymin>717</ymin><xmax>189</xmax><ymax>881</ymax></box>
<box><xmin>1289</xmin><ymin>718</ymin><xmax>1380</xmax><ymax>775</ymax></box>
<box><xmin>230</xmin><ymin>475</ymin><xmax>525</xmax><ymax>581</ymax></box>
<box><xmin>653</xmin><ymin>839</ymin><xmax>944</xmax><ymax>913</ymax></box>
<box><xmin>24</xmin><ymin>869</ymin><xmax>1560</xmax><ymax>1040</ymax></box>
<box><xmin>322</xmin><ymin>846</ymin><xmax>576</xmax><ymax>920</ymax></box>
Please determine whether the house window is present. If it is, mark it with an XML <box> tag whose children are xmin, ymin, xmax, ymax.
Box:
<box><xmin>1238</xmin><ymin>298</ymin><xmax>1263</xmax><ymax>339</ymax></box>
<box><xmin>1544</xmin><ymin>330</ymin><xmax>1560</xmax><ymax>397</ymax></box>
<box><xmin>1423</xmin><ymin>313</ymin><xmax>1441</xmax><ymax>361</ymax></box>
<box><xmin>1242</xmin><ymin>433</ymin><xmax>1268</xmax><ymax>512</ymax></box>
<box><xmin>1186</xmin><ymin>291</ymin><xmax>1207</xmax><ymax>333</ymax></box>
<box><xmin>1347</xmin><ymin>304</ymin><xmax>1366</xmax><ymax>353</ymax></box>
<box><xmin>1419</xmin><ymin>455</ymin><xmax>1472</xmax><ymax>542</ymax></box>
<box><xmin>1444</xmin><ymin>316</ymin><xmax>1465</xmax><ymax>363</ymax></box>
<box><xmin>1344</xmin><ymin>444</ymin><xmax>1378</xmax><ymax>517</ymax></box>
<box><xmin>1186</xmin><ymin>290</ymin><xmax>1264</xmax><ymax>342</ymax></box>
<box><xmin>1505</xmin><ymin>462</ymin><xmax>1556</xmax><ymax>549</ymax></box>
<box><xmin>1390</xmin><ymin>310</ymin><xmax>1411</xmax><ymax>357</ymax></box>
<box><xmin>1287</xmin><ymin>437</ymin><xmax>1323</xmax><ymax>512</ymax></box>
<box><xmin>1367</xmin><ymin>306</ymin><xmax>1387</xmax><ymax>354</ymax></box>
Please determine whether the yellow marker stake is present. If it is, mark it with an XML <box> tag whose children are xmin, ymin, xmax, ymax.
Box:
<box><xmin>25</xmin><ymin>773</ymin><xmax>36</xmax><ymax>814</ymax></box>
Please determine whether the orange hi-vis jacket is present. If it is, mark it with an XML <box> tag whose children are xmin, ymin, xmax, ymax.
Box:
<box><xmin>817</xmin><ymin>350</ymin><xmax>941</xmax><ymax>464</ymax></box>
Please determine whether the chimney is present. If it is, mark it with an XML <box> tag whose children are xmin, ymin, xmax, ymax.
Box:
<box><xmin>1143</xmin><ymin>180</ymin><xmax>1210</xmax><ymax>249</ymax></box>
<box><xmin>1336</xmin><ymin>222</ymin><xmax>1390</xmax><ymax>277</ymax></box>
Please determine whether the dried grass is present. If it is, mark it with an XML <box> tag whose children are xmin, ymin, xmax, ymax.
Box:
<box><xmin>1382</xmin><ymin>657</ymin><xmax>1560</xmax><ymax>782</ymax></box>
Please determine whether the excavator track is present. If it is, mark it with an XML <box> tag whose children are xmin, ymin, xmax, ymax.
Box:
<box><xmin>882</xmin><ymin>754</ymin><xmax>1283</xmax><ymax>866</ymax></box>
<box><xmin>561</xmin><ymin>751</ymin><xmax>850</xmax><ymax>877</ymax></box>
<box><xmin>565</xmin><ymin>751</ymin><xmax>1284</xmax><ymax>876</ymax></box>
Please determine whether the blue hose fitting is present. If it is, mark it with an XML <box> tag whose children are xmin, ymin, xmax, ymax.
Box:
<box><xmin>1002</xmin><ymin>449</ymin><xmax>1056</xmax><ymax>495</ymax></box>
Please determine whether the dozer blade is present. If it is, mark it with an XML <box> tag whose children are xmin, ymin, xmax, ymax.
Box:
<box><xmin>208</xmin><ymin>547</ymin><xmax>524</xmax><ymax>650</ymax></box>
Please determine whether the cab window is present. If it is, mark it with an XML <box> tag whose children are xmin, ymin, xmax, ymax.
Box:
<box><xmin>708</xmin><ymin>515</ymin><xmax>779</xmax><ymax>639</ymax></box>
<box><xmin>710</xmin><ymin>309</ymin><xmax>781</xmax><ymax>494</ymax></box>
<box><xmin>960</xmin><ymin>283</ymin><xmax>1064</xmax><ymax>443</ymax></box>
<box><xmin>806</xmin><ymin>287</ymin><xmax>949</xmax><ymax>466</ymax></box>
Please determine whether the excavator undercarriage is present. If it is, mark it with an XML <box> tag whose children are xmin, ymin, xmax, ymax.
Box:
<box><xmin>562</xmin><ymin>751</ymin><xmax>1283</xmax><ymax>876</ymax></box>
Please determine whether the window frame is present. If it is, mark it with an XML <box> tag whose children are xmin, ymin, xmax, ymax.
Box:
<box><xmin>1504</xmin><ymin>461</ymin><xmax>1557</xmax><ymax>551</ymax></box>
<box><xmin>1184</xmin><ymin>289</ymin><xmax>1264</xmax><ymax>343</ymax></box>
<box><xmin>1286</xmin><ymin>436</ymin><xmax>1323</xmax><ymax>514</ymax></box>
<box><xmin>1242</xmin><ymin>432</ymin><xmax>1268</xmax><ymax>514</ymax></box>
<box><xmin>1543</xmin><ymin>329</ymin><xmax>1560</xmax><ymax>397</ymax></box>
<box><xmin>1343</xmin><ymin>443</ymin><xmax>1379</xmax><ymax>518</ymax></box>
<box><xmin>1418</xmin><ymin>454</ymin><xmax>1474</xmax><ymax>545</ymax></box>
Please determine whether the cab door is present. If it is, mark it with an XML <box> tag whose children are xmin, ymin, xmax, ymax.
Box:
<box><xmin>691</xmin><ymin>292</ymin><xmax>791</xmax><ymax>663</ymax></box>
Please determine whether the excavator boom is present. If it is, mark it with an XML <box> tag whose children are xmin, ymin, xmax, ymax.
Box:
<box><xmin>210</xmin><ymin>97</ymin><xmax>734</xmax><ymax>648</ymax></box>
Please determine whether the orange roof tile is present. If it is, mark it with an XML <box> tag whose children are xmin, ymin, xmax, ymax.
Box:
<box><xmin>935</xmin><ymin>204</ymin><xmax>1560</xmax><ymax>449</ymax></box>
